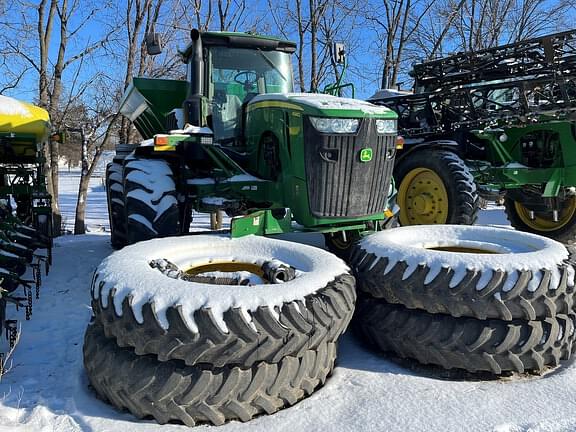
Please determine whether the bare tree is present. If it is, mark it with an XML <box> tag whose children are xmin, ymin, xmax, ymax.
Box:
<box><xmin>412</xmin><ymin>0</ymin><xmax>572</xmax><ymax>61</ymax></box>
<box><xmin>72</xmin><ymin>84</ymin><xmax>118</xmax><ymax>234</ymax></box>
<box><xmin>118</xmin><ymin>0</ymin><xmax>154</xmax><ymax>145</ymax></box>
<box><xmin>268</xmin><ymin>0</ymin><xmax>359</xmax><ymax>92</ymax></box>
<box><xmin>74</xmin><ymin>0</ymin><xmax>171</xmax><ymax>234</ymax></box>
<box><xmin>0</xmin><ymin>0</ymin><xmax>119</xmax><ymax>234</ymax></box>
<box><xmin>362</xmin><ymin>0</ymin><xmax>437</xmax><ymax>89</ymax></box>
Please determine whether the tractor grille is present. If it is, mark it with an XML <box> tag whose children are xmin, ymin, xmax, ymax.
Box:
<box><xmin>304</xmin><ymin>117</ymin><xmax>396</xmax><ymax>218</ymax></box>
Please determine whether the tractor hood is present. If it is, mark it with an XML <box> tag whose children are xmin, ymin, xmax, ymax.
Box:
<box><xmin>248</xmin><ymin>93</ymin><xmax>397</xmax><ymax>119</ymax></box>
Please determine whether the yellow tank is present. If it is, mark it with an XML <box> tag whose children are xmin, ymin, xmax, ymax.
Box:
<box><xmin>0</xmin><ymin>96</ymin><xmax>51</xmax><ymax>162</ymax></box>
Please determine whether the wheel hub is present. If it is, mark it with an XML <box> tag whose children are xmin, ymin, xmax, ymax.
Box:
<box><xmin>399</xmin><ymin>168</ymin><xmax>449</xmax><ymax>225</ymax></box>
<box><xmin>412</xmin><ymin>193</ymin><xmax>435</xmax><ymax>214</ymax></box>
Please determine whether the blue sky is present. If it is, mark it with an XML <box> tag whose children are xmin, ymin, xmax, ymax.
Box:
<box><xmin>4</xmin><ymin>0</ymin><xmax>575</xmax><ymax>106</ymax></box>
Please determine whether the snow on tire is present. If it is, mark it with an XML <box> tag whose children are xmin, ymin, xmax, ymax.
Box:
<box><xmin>83</xmin><ymin>321</ymin><xmax>336</xmax><ymax>426</ymax></box>
<box><xmin>123</xmin><ymin>156</ymin><xmax>180</xmax><ymax>244</ymax></box>
<box><xmin>354</xmin><ymin>297</ymin><xmax>576</xmax><ymax>374</ymax></box>
<box><xmin>91</xmin><ymin>235</ymin><xmax>355</xmax><ymax>367</ymax></box>
<box><xmin>351</xmin><ymin>225</ymin><xmax>576</xmax><ymax>321</ymax></box>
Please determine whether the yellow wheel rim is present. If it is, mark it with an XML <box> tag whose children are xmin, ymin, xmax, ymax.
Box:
<box><xmin>514</xmin><ymin>198</ymin><xmax>576</xmax><ymax>232</ymax></box>
<box><xmin>398</xmin><ymin>168</ymin><xmax>450</xmax><ymax>225</ymax></box>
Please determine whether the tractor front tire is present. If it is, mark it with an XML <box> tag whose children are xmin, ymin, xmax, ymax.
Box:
<box><xmin>91</xmin><ymin>235</ymin><xmax>355</xmax><ymax>367</ymax></box>
<box><xmin>84</xmin><ymin>321</ymin><xmax>336</xmax><ymax>427</ymax></box>
<box><xmin>123</xmin><ymin>156</ymin><xmax>180</xmax><ymax>244</ymax></box>
<box><xmin>395</xmin><ymin>149</ymin><xmax>479</xmax><ymax>226</ymax></box>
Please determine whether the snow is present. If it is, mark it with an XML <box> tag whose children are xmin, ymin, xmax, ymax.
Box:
<box><xmin>187</xmin><ymin>175</ymin><xmax>266</xmax><ymax>185</ymax></box>
<box><xmin>0</xmin><ymin>249</ymin><xmax>18</xmax><ymax>259</ymax></box>
<box><xmin>187</xmin><ymin>177</ymin><xmax>216</xmax><ymax>185</ymax></box>
<box><xmin>92</xmin><ymin>235</ymin><xmax>350</xmax><ymax>333</ymax></box>
<box><xmin>201</xmin><ymin>196</ymin><xmax>231</xmax><ymax>205</ymax></box>
<box><xmin>368</xmin><ymin>88</ymin><xmax>414</xmax><ymax>100</ymax></box>
<box><xmin>153</xmin><ymin>195</ymin><xmax>178</xmax><ymax>221</ymax></box>
<box><xmin>3</xmin><ymin>176</ymin><xmax>576</xmax><ymax>431</ymax></box>
<box><xmin>505</xmin><ymin>162</ymin><xmax>529</xmax><ymax>169</ymax></box>
<box><xmin>250</xmin><ymin>93</ymin><xmax>394</xmax><ymax>115</ymax></box>
<box><xmin>359</xmin><ymin>224</ymin><xmax>574</xmax><ymax>292</ymax></box>
<box><xmin>0</xmin><ymin>96</ymin><xmax>32</xmax><ymax>117</ymax></box>
<box><xmin>227</xmin><ymin>174</ymin><xmax>266</xmax><ymax>182</ymax></box>
<box><xmin>170</xmin><ymin>125</ymin><xmax>213</xmax><ymax>135</ymax></box>
<box><xmin>127</xmin><ymin>213</ymin><xmax>156</xmax><ymax>232</ymax></box>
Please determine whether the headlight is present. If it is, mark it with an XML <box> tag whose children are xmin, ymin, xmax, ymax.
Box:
<box><xmin>310</xmin><ymin>117</ymin><xmax>359</xmax><ymax>134</ymax></box>
<box><xmin>376</xmin><ymin>119</ymin><xmax>396</xmax><ymax>134</ymax></box>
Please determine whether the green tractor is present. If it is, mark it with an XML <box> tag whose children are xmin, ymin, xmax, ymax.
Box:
<box><xmin>370</xmin><ymin>29</ymin><xmax>576</xmax><ymax>242</ymax></box>
<box><xmin>108</xmin><ymin>29</ymin><xmax>399</xmax><ymax>254</ymax></box>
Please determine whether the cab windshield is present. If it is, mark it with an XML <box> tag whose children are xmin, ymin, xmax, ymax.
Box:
<box><xmin>210</xmin><ymin>46</ymin><xmax>293</xmax><ymax>97</ymax></box>
<box><xmin>207</xmin><ymin>46</ymin><xmax>293</xmax><ymax>142</ymax></box>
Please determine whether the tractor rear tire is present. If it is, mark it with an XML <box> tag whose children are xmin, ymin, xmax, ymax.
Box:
<box><xmin>394</xmin><ymin>149</ymin><xmax>479</xmax><ymax>226</ymax></box>
<box><xmin>351</xmin><ymin>225</ymin><xmax>576</xmax><ymax>321</ymax></box>
<box><xmin>123</xmin><ymin>156</ymin><xmax>180</xmax><ymax>244</ymax></box>
<box><xmin>83</xmin><ymin>321</ymin><xmax>336</xmax><ymax>427</ymax></box>
<box><xmin>354</xmin><ymin>297</ymin><xmax>576</xmax><ymax>374</ymax></box>
<box><xmin>504</xmin><ymin>195</ymin><xmax>576</xmax><ymax>244</ymax></box>
<box><xmin>91</xmin><ymin>235</ymin><xmax>355</xmax><ymax>367</ymax></box>
<box><xmin>105</xmin><ymin>162</ymin><xmax>127</xmax><ymax>249</ymax></box>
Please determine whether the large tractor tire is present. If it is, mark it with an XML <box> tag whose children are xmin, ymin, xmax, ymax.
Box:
<box><xmin>351</xmin><ymin>225</ymin><xmax>575</xmax><ymax>321</ymax></box>
<box><xmin>105</xmin><ymin>162</ymin><xmax>127</xmax><ymax>249</ymax></box>
<box><xmin>354</xmin><ymin>297</ymin><xmax>575</xmax><ymax>375</ymax></box>
<box><xmin>394</xmin><ymin>149</ymin><xmax>479</xmax><ymax>226</ymax></box>
<box><xmin>504</xmin><ymin>194</ymin><xmax>576</xmax><ymax>244</ymax></box>
<box><xmin>123</xmin><ymin>156</ymin><xmax>180</xmax><ymax>244</ymax></box>
<box><xmin>91</xmin><ymin>235</ymin><xmax>355</xmax><ymax>367</ymax></box>
<box><xmin>84</xmin><ymin>321</ymin><xmax>336</xmax><ymax>427</ymax></box>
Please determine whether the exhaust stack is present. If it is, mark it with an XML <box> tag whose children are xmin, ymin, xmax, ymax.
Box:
<box><xmin>184</xmin><ymin>29</ymin><xmax>204</xmax><ymax>127</ymax></box>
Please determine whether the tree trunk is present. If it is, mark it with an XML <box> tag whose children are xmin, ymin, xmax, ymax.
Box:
<box><xmin>309</xmin><ymin>0</ymin><xmax>318</xmax><ymax>92</ymax></box>
<box><xmin>43</xmin><ymin>141</ymin><xmax>61</xmax><ymax>235</ymax></box>
<box><xmin>74</xmin><ymin>174</ymin><xmax>90</xmax><ymax>234</ymax></box>
<box><xmin>296</xmin><ymin>0</ymin><xmax>305</xmax><ymax>92</ymax></box>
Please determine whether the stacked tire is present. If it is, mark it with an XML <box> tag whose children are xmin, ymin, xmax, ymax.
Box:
<box><xmin>351</xmin><ymin>225</ymin><xmax>576</xmax><ymax>375</ymax></box>
<box><xmin>84</xmin><ymin>235</ymin><xmax>356</xmax><ymax>426</ymax></box>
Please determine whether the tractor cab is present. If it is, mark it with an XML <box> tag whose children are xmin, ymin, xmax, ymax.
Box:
<box><xmin>180</xmin><ymin>31</ymin><xmax>296</xmax><ymax>149</ymax></box>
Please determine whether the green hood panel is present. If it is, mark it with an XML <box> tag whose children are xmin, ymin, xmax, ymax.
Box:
<box><xmin>247</xmin><ymin>93</ymin><xmax>398</xmax><ymax>119</ymax></box>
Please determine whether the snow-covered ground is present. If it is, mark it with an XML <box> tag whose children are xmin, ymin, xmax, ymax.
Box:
<box><xmin>1</xmin><ymin>172</ymin><xmax>575</xmax><ymax>432</ymax></box>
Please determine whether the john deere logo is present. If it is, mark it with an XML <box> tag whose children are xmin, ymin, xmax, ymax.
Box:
<box><xmin>360</xmin><ymin>148</ymin><xmax>373</xmax><ymax>162</ymax></box>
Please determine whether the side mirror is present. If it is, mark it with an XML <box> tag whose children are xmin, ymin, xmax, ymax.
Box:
<box><xmin>333</xmin><ymin>42</ymin><xmax>346</xmax><ymax>64</ymax></box>
<box><xmin>145</xmin><ymin>32</ymin><xmax>163</xmax><ymax>56</ymax></box>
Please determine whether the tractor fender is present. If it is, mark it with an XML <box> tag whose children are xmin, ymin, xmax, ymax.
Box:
<box><xmin>395</xmin><ymin>139</ymin><xmax>459</xmax><ymax>165</ymax></box>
